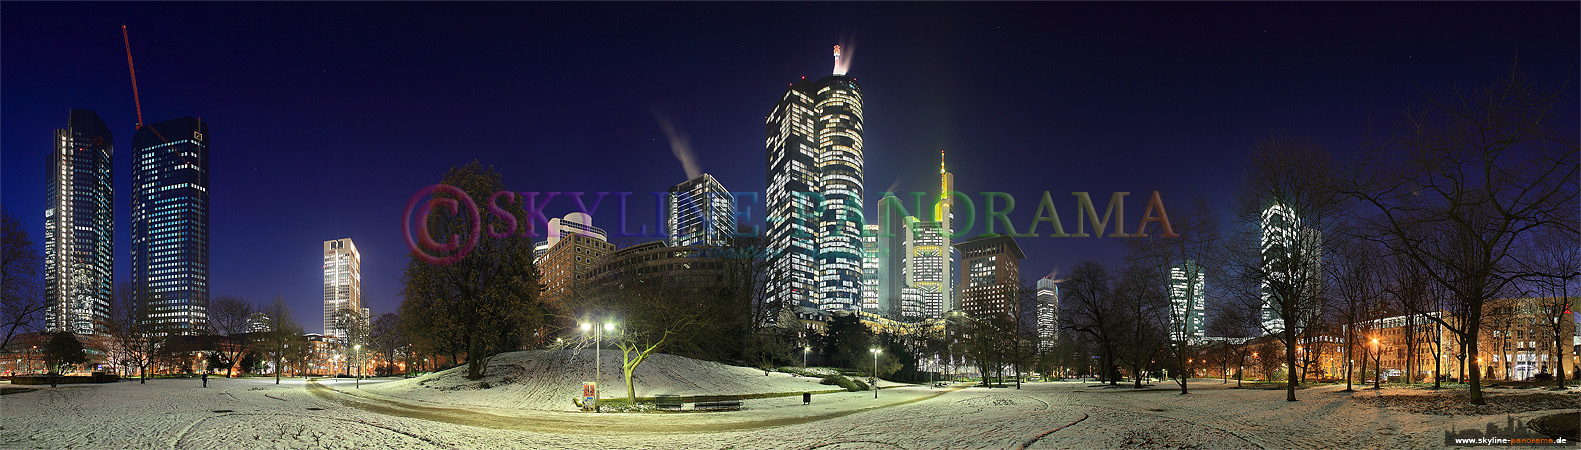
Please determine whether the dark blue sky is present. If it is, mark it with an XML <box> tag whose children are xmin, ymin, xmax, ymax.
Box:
<box><xmin>4</xmin><ymin>2</ymin><xmax>1576</xmax><ymax>332</ymax></box>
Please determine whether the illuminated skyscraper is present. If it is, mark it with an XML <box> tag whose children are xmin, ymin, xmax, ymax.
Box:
<box><xmin>323</xmin><ymin>238</ymin><xmax>362</xmax><ymax>338</ymax></box>
<box><xmin>905</xmin><ymin>217</ymin><xmax>946</xmax><ymax>318</ymax></box>
<box><xmin>667</xmin><ymin>173</ymin><xmax>736</xmax><ymax>247</ymax></box>
<box><xmin>1169</xmin><ymin>260</ymin><xmax>1207</xmax><ymax>341</ymax></box>
<box><xmin>1259</xmin><ymin>201</ymin><xmax>1321</xmax><ymax>335</ymax></box>
<box><xmin>44</xmin><ymin>109</ymin><xmax>114</xmax><ymax>335</ymax></box>
<box><xmin>955</xmin><ymin>234</ymin><xmax>1025</xmax><ymax>320</ymax></box>
<box><xmin>131</xmin><ymin>117</ymin><xmax>209</xmax><ymax>335</ymax></box>
<box><xmin>862</xmin><ymin>224</ymin><xmax>880</xmax><ymax>311</ymax></box>
<box><xmin>765</xmin><ymin>45</ymin><xmax>864</xmax><ymax>312</ymax></box>
<box><xmin>935</xmin><ymin>150</ymin><xmax>955</xmax><ymax>315</ymax></box>
<box><xmin>1036</xmin><ymin>276</ymin><xmax>1059</xmax><ymax>351</ymax></box>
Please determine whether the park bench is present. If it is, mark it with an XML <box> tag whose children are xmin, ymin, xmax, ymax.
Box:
<box><xmin>654</xmin><ymin>395</ymin><xmax>683</xmax><ymax>410</ymax></box>
<box><xmin>692</xmin><ymin>395</ymin><xmax>742</xmax><ymax>411</ymax></box>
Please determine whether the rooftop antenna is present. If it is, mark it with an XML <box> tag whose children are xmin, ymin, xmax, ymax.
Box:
<box><xmin>122</xmin><ymin>25</ymin><xmax>144</xmax><ymax>129</ymax></box>
<box><xmin>832</xmin><ymin>44</ymin><xmax>843</xmax><ymax>75</ymax></box>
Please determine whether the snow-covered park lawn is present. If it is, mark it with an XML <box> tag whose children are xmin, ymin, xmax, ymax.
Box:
<box><xmin>3</xmin><ymin>356</ymin><xmax>1576</xmax><ymax>449</ymax></box>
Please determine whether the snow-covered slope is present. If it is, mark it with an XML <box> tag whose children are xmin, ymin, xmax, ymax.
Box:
<box><xmin>364</xmin><ymin>350</ymin><xmax>835</xmax><ymax>411</ymax></box>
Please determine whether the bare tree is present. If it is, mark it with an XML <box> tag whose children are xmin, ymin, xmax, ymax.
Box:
<box><xmin>369</xmin><ymin>312</ymin><xmax>408</xmax><ymax>376</ymax></box>
<box><xmin>208</xmin><ymin>295</ymin><xmax>255</xmax><ymax>377</ymax></box>
<box><xmin>1339</xmin><ymin>66</ymin><xmax>1579</xmax><ymax>404</ymax></box>
<box><xmin>1228</xmin><ymin>135</ymin><xmax>1346</xmax><ymax>401</ymax></box>
<box><xmin>1327</xmin><ymin>225</ymin><xmax>1384</xmax><ymax>391</ymax></box>
<box><xmin>1521</xmin><ymin>228</ymin><xmax>1580</xmax><ymax>387</ymax></box>
<box><xmin>1124</xmin><ymin>198</ymin><xmax>1224</xmax><ymax>394</ymax></box>
<box><xmin>1112</xmin><ymin>265</ymin><xmax>1171</xmax><ymax>389</ymax></box>
<box><xmin>1</xmin><ymin>208</ymin><xmax>47</xmax><ymax>350</ymax></box>
<box><xmin>105</xmin><ymin>281</ymin><xmax>160</xmax><ymax>383</ymax></box>
<box><xmin>1205</xmin><ymin>304</ymin><xmax>1257</xmax><ymax>387</ymax></box>
<box><xmin>257</xmin><ymin>296</ymin><xmax>304</xmax><ymax>384</ymax></box>
<box><xmin>1060</xmin><ymin>261</ymin><xmax>1121</xmax><ymax>386</ymax></box>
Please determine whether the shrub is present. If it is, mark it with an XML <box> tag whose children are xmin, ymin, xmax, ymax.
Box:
<box><xmin>1533</xmin><ymin>372</ymin><xmax>1554</xmax><ymax>382</ymax></box>
<box><xmin>819</xmin><ymin>374</ymin><xmax>869</xmax><ymax>392</ymax></box>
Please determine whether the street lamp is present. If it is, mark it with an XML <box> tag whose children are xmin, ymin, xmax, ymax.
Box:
<box><xmin>870</xmin><ymin>348</ymin><xmax>882</xmax><ymax>398</ymax></box>
<box><xmin>1372</xmin><ymin>338</ymin><xmax>1381</xmax><ymax>388</ymax></box>
<box><xmin>582</xmin><ymin>320</ymin><xmax>617</xmax><ymax>412</ymax></box>
<box><xmin>803</xmin><ymin>346</ymin><xmax>810</xmax><ymax>368</ymax></box>
<box><xmin>354</xmin><ymin>344</ymin><xmax>362</xmax><ymax>388</ymax></box>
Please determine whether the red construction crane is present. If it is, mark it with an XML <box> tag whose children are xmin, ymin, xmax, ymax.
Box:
<box><xmin>122</xmin><ymin>24</ymin><xmax>144</xmax><ymax>129</ymax></box>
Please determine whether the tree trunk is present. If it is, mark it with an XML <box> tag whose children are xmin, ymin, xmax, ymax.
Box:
<box><xmin>1467</xmin><ymin>337</ymin><xmax>1484</xmax><ymax>405</ymax></box>
<box><xmin>1343</xmin><ymin>335</ymin><xmax>1354</xmax><ymax>391</ymax></box>
<box><xmin>1556</xmin><ymin>334</ymin><xmax>1567</xmax><ymax>388</ymax></box>
<box><xmin>1285</xmin><ymin>330</ymin><xmax>1298</xmax><ymax>401</ymax></box>
<box><xmin>466</xmin><ymin>333</ymin><xmax>485</xmax><ymax>379</ymax></box>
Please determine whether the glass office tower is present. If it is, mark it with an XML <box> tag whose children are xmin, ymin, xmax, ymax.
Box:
<box><xmin>131</xmin><ymin>117</ymin><xmax>210</xmax><ymax>335</ymax></box>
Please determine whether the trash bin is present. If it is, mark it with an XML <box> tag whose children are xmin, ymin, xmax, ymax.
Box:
<box><xmin>803</xmin><ymin>392</ymin><xmax>811</xmax><ymax>405</ymax></box>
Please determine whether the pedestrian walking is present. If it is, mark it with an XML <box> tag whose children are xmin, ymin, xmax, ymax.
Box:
<box><xmin>202</xmin><ymin>371</ymin><xmax>208</xmax><ymax>388</ymax></box>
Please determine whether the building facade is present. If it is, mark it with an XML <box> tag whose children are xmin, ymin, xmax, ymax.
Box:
<box><xmin>861</xmin><ymin>224</ymin><xmax>881</xmax><ymax>312</ymax></box>
<box><xmin>954</xmin><ymin>234</ymin><xmax>1026</xmax><ymax>321</ymax></box>
<box><xmin>871</xmin><ymin>193</ymin><xmax>908</xmax><ymax>318</ymax></box>
<box><xmin>1258</xmin><ymin>201</ymin><xmax>1321</xmax><ymax>335</ymax></box>
<box><xmin>538</xmin><ymin>212</ymin><xmax>614</xmax><ymax>315</ymax></box>
<box><xmin>322</xmin><ymin>238</ymin><xmax>363</xmax><ymax>338</ymax></box>
<box><xmin>765</xmin><ymin>46</ymin><xmax>865</xmax><ymax>313</ymax></box>
<box><xmin>905</xmin><ymin>217</ymin><xmax>947</xmax><ymax>318</ymax></box>
<box><xmin>131</xmin><ymin>117</ymin><xmax>210</xmax><ymax>335</ymax></box>
<box><xmin>1169</xmin><ymin>260</ymin><xmax>1207</xmax><ymax>341</ymax></box>
<box><xmin>667</xmin><ymin>173</ymin><xmax>736</xmax><ymax>248</ymax></box>
<box><xmin>45</xmin><ymin>109</ymin><xmax>115</xmax><ymax>335</ymax></box>
<box><xmin>1036</xmin><ymin>277</ymin><xmax>1059</xmax><ymax>351</ymax></box>
<box><xmin>583</xmin><ymin>241</ymin><xmax>729</xmax><ymax>293</ymax></box>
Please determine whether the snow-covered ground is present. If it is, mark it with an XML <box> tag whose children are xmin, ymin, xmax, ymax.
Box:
<box><xmin>361</xmin><ymin>350</ymin><xmax>866</xmax><ymax>411</ymax></box>
<box><xmin>2</xmin><ymin>374</ymin><xmax>1575</xmax><ymax>449</ymax></box>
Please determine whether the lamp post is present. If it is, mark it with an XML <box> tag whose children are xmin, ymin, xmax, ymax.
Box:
<box><xmin>582</xmin><ymin>320</ymin><xmax>616</xmax><ymax>412</ymax></box>
<box><xmin>354</xmin><ymin>344</ymin><xmax>362</xmax><ymax>388</ymax></box>
<box><xmin>870</xmin><ymin>348</ymin><xmax>882</xmax><ymax>398</ymax></box>
<box><xmin>1371</xmin><ymin>338</ymin><xmax>1380</xmax><ymax>388</ymax></box>
<box><xmin>803</xmin><ymin>346</ymin><xmax>810</xmax><ymax>368</ymax></box>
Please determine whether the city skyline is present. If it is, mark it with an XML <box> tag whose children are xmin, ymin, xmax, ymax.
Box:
<box><xmin>3</xmin><ymin>2</ymin><xmax>1575</xmax><ymax>328</ymax></box>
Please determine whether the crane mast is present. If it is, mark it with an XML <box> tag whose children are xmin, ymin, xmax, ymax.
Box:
<box><xmin>122</xmin><ymin>24</ymin><xmax>144</xmax><ymax>129</ymax></box>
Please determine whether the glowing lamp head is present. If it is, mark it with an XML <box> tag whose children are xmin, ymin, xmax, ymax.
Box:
<box><xmin>604</xmin><ymin>322</ymin><xmax>615</xmax><ymax>332</ymax></box>
<box><xmin>581</xmin><ymin>323</ymin><xmax>592</xmax><ymax>331</ymax></box>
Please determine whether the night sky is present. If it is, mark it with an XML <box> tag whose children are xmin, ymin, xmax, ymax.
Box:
<box><xmin>3</xmin><ymin>2</ymin><xmax>1576</xmax><ymax>332</ymax></box>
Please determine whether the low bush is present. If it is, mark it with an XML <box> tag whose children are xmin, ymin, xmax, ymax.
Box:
<box><xmin>819</xmin><ymin>374</ymin><xmax>870</xmax><ymax>392</ymax></box>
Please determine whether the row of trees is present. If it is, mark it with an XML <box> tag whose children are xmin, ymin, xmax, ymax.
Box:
<box><xmin>1059</xmin><ymin>65</ymin><xmax>1577</xmax><ymax>406</ymax></box>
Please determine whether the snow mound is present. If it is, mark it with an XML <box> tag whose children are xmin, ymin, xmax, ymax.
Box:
<box><xmin>364</xmin><ymin>349</ymin><xmax>834</xmax><ymax>411</ymax></box>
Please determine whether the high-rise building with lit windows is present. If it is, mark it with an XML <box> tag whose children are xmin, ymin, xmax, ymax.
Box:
<box><xmin>765</xmin><ymin>45</ymin><xmax>864</xmax><ymax>313</ymax></box>
<box><xmin>667</xmin><ymin>173</ymin><xmax>736</xmax><ymax>248</ymax></box>
<box><xmin>45</xmin><ymin>109</ymin><xmax>114</xmax><ymax>335</ymax></box>
<box><xmin>323</xmin><ymin>238</ymin><xmax>363</xmax><ymax>338</ymax></box>
<box><xmin>1036</xmin><ymin>276</ymin><xmax>1059</xmax><ymax>351</ymax></box>
<box><xmin>1259</xmin><ymin>201</ymin><xmax>1322</xmax><ymax>335</ymax></box>
<box><xmin>1169</xmin><ymin>260</ymin><xmax>1207</xmax><ymax>341</ymax></box>
<box><xmin>861</xmin><ymin>224</ymin><xmax>880</xmax><ymax>311</ymax></box>
<box><xmin>905</xmin><ymin>217</ymin><xmax>947</xmax><ymax>318</ymax></box>
<box><xmin>131</xmin><ymin>117</ymin><xmax>210</xmax><ymax>335</ymax></box>
<box><xmin>955</xmin><ymin>234</ymin><xmax>1025</xmax><ymax>321</ymax></box>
